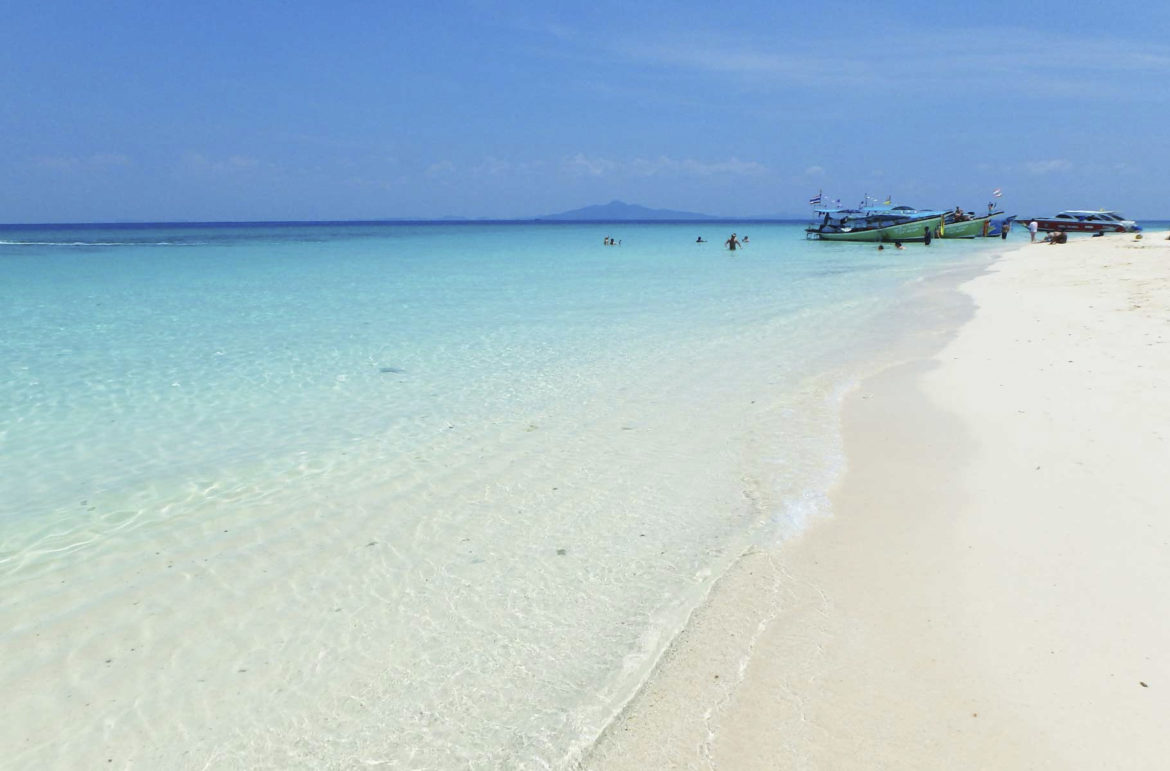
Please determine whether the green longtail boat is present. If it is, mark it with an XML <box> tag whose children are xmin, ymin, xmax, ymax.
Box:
<box><xmin>813</xmin><ymin>214</ymin><xmax>943</xmax><ymax>242</ymax></box>
<box><xmin>939</xmin><ymin>208</ymin><xmax>1015</xmax><ymax>238</ymax></box>
<box><xmin>938</xmin><ymin>215</ymin><xmax>992</xmax><ymax>238</ymax></box>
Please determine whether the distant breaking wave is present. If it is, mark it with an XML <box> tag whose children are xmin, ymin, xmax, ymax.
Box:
<box><xmin>0</xmin><ymin>240</ymin><xmax>200</xmax><ymax>246</ymax></box>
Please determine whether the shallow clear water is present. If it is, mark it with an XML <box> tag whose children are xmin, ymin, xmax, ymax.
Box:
<box><xmin>1</xmin><ymin>222</ymin><xmax>1004</xmax><ymax>768</ymax></box>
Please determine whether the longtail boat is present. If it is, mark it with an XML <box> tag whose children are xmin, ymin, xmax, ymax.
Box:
<box><xmin>807</xmin><ymin>203</ymin><xmax>944</xmax><ymax>242</ymax></box>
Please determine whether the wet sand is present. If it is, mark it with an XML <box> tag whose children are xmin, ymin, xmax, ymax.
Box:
<box><xmin>585</xmin><ymin>231</ymin><xmax>1170</xmax><ymax>769</ymax></box>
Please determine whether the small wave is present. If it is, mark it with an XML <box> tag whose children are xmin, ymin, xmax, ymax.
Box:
<box><xmin>0</xmin><ymin>240</ymin><xmax>198</xmax><ymax>246</ymax></box>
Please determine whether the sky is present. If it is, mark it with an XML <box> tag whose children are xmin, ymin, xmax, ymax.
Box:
<box><xmin>3</xmin><ymin>0</ymin><xmax>1169</xmax><ymax>223</ymax></box>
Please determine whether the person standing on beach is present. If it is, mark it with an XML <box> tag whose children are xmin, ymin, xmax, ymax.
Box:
<box><xmin>1029</xmin><ymin>220</ymin><xmax>1039</xmax><ymax>242</ymax></box>
<box><xmin>923</xmin><ymin>226</ymin><xmax>933</xmax><ymax>246</ymax></box>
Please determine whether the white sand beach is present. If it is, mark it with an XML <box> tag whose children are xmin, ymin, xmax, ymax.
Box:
<box><xmin>585</xmin><ymin>231</ymin><xmax>1170</xmax><ymax>769</ymax></box>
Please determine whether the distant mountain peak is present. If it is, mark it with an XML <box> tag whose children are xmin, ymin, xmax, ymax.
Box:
<box><xmin>537</xmin><ymin>201</ymin><xmax>718</xmax><ymax>221</ymax></box>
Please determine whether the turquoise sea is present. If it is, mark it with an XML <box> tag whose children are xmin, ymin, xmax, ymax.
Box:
<box><xmin>1</xmin><ymin>221</ymin><xmax>1006</xmax><ymax>768</ymax></box>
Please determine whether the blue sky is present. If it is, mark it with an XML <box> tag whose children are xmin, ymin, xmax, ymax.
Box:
<box><xmin>3</xmin><ymin>1</ymin><xmax>1168</xmax><ymax>222</ymax></box>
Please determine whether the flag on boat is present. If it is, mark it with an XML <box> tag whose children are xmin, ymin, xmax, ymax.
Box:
<box><xmin>808</xmin><ymin>191</ymin><xmax>823</xmax><ymax>205</ymax></box>
<box><xmin>992</xmin><ymin>188</ymin><xmax>1003</xmax><ymax>198</ymax></box>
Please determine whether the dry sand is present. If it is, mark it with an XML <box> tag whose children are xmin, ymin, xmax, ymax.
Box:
<box><xmin>585</xmin><ymin>231</ymin><xmax>1170</xmax><ymax>769</ymax></box>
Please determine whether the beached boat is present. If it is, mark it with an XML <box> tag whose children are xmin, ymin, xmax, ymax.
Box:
<box><xmin>1024</xmin><ymin>210</ymin><xmax>1140</xmax><ymax>233</ymax></box>
<box><xmin>985</xmin><ymin>214</ymin><xmax>1017</xmax><ymax>238</ymax></box>
<box><xmin>940</xmin><ymin>211</ymin><xmax>1012</xmax><ymax>238</ymax></box>
<box><xmin>813</xmin><ymin>215</ymin><xmax>944</xmax><ymax>242</ymax></box>
<box><xmin>940</xmin><ymin>215</ymin><xmax>992</xmax><ymax>238</ymax></box>
<box><xmin>807</xmin><ymin>203</ymin><xmax>944</xmax><ymax>242</ymax></box>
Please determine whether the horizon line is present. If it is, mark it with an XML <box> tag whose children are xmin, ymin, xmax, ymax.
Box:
<box><xmin>0</xmin><ymin>216</ymin><xmax>813</xmax><ymax>229</ymax></box>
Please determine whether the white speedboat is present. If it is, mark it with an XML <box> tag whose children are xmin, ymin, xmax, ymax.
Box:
<box><xmin>1024</xmin><ymin>210</ymin><xmax>1140</xmax><ymax>233</ymax></box>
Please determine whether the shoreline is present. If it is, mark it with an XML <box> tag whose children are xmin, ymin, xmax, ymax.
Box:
<box><xmin>583</xmin><ymin>231</ymin><xmax>1170</xmax><ymax>768</ymax></box>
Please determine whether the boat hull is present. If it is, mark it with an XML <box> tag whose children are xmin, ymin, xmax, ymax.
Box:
<box><xmin>983</xmin><ymin>215</ymin><xmax>1017</xmax><ymax>238</ymax></box>
<box><xmin>814</xmin><ymin>215</ymin><xmax>943</xmax><ymax>242</ymax></box>
<box><xmin>1028</xmin><ymin>219</ymin><xmax>1134</xmax><ymax>233</ymax></box>
<box><xmin>1024</xmin><ymin>211</ymin><xmax>1139</xmax><ymax>233</ymax></box>
<box><xmin>940</xmin><ymin>216</ymin><xmax>993</xmax><ymax>238</ymax></box>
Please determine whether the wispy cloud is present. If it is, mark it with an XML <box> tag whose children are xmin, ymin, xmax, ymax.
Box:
<box><xmin>425</xmin><ymin>160</ymin><xmax>456</xmax><ymax>178</ymax></box>
<box><xmin>631</xmin><ymin>156</ymin><xmax>766</xmax><ymax>177</ymax></box>
<box><xmin>32</xmin><ymin>153</ymin><xmax>132</xmax><ymax>171</ymax></box>
<box><xmin>89</xmin><ymin>153</ymin><xmax>131</xmax><ymax>167</ymax></box>
<box><xmin>562</xmin><ymin>153</ymin><xmax>765</xmax><ymax>178</ymax></box>
<box><xmin>346</xmin><ymin>176</ymin><xmax>404</xmax><ymax>191</ymax></box>
<box><xmin>611</xmin><ymin>28</ymin><xmax>1170</xmax><ymax>99</ymax></box>
<box><xmin>475</xmin><ymin>156</ymin><xmax>512</xmax><ymax>176</ymax></box>
<box><xmin>562</xmin><ymin>154</ymin><xmax>619</xmax><ymax>177</ymax></box>
<box><xmin>183</xmin><ymin>153</ymin><xmax>264</xmax><ymax>175</ymax></box>
<box><xmin>1025</xmin><ymin>159</ymin><xmax>1073</xmax><ymax>175</ymax></box>
<box><xmin>624</xmin><ymin>39</ymin><xmax>880</xmax><ymax>89</ymax></box>
<box><xmin>471</xmin><ymin>156</ymin><xmax>546</xmax><ymax>177</ymax></box>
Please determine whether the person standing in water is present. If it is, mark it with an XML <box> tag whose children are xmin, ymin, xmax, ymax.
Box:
<box><xmin>725</xmin><ymin>233</ymin><xmax>741</xmax><ymax>251</ymax></box>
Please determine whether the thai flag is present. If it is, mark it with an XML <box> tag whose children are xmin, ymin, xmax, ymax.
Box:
<box><xmin>808</xmin><ymin>191</ymin><xmax>823</xmax><ymax>205</ymax></box>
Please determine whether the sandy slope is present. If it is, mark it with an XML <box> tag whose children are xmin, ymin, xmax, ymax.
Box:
<box><xmin>586</xmin><ymin>232</ymin><xmax>1170</xmax><ymax>769</ymax></box>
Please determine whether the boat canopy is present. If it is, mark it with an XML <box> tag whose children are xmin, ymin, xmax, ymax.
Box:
<box><xmin>1054</xmin><ymin>211</ymin><xmax>1129</xmax><ymax>222</ymax></box>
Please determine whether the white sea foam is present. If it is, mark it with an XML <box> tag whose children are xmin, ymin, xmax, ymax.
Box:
<box><xmin>0</xmin><ymin>240</ymin><xmax>192</xmax><ymax>246</ymax></box>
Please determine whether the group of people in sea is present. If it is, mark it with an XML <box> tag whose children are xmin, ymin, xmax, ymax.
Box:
<box><xmin>607</xmin><ymin>234</ymin><xmax>752</xmax><ymax>249</ymax></box>
<box><xmin>694</xmin><ymin>233</ymin><xmax>750</xmax><ymax>250</ymax></box>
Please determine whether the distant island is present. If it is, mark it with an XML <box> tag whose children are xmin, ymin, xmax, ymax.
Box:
<box><xmin>537</xmin><ymin>200</ymin><xmax>721</xmax><ymax>221</ymax></box>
